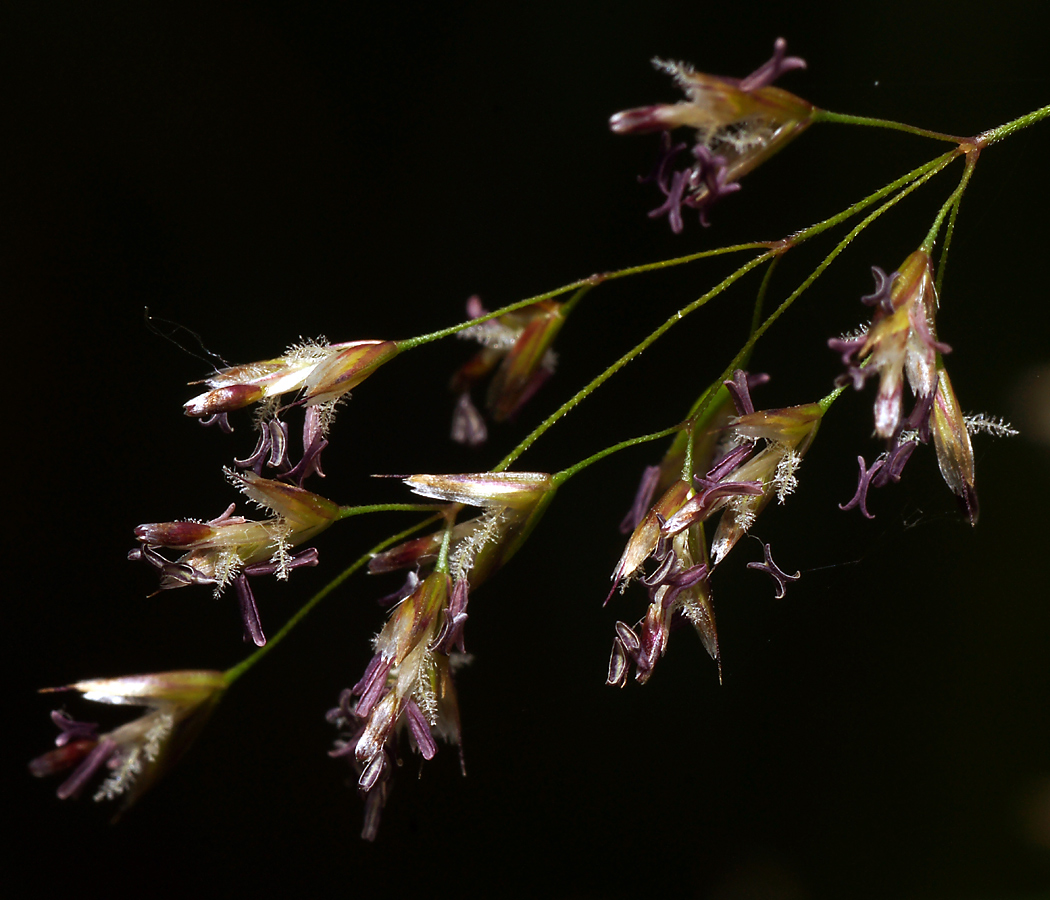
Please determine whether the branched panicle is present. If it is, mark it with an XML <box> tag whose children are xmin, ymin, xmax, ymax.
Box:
<box><xmin>31</xmin><ymin>38</ymin><xmax>1042</xmax><ymax>846</ymax></box>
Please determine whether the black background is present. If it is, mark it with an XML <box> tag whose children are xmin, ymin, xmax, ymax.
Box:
<box><xmin>6</xmin><ymin>2</ymin><xmax>1050</xmax><ymax>897</ymax></box>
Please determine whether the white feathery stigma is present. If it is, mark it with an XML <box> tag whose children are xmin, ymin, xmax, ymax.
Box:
<box><xmin>964</xmin><ymin>413</ymin><xmax>1018</xmax><ymax>437</ymax></box>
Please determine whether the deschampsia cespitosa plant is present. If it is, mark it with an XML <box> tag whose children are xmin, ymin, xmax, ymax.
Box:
<box><xmin>30</xmin><ymin>39</ymin><xmax>1045</xmax><ymax>841</ymax></box>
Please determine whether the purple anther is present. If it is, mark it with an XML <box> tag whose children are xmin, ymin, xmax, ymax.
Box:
<box><xmin>56</xmin><ymin>738</ymin><xmax>119</xmax><ymax>800</ymax></box>
<box><xmin>328</xmin><ymin>738</ymin><xmax>357</xmax><ymax>759</ymax></box>
<box><xmin>266</xmin><ymin>418</ymin><xmax>290</xmax><ymax>469</ymax></box>
<box><xmin>235</xmin><ymin>427</ymin><xmax>271</xmax><ymax>472</ymax></box>
<box><xmin>50</xmin><ymin>710</ymin><xmax>99</xmax><ymax>747</ymax></box>
<box><xmin>828</xmin><ymin>333</ymin><xmax>867</xmax><ymax>369</ymax></box>
<box><xmin>606</xmin><ymin>637</ymin><xmax>630</xmax><ymax>688</ymax></box>
<box><xmin>662</xmin><ymin>453</ymin><xmax>763</xmax><ymax>536</ymax></box>
<box><xmin>647</xmin><ymin>167</ymin><xmax>690</xmax><ymax>234</ymax></box>
<box><xmin>235</xmin><ymin>574</ymin><xmax>266</xmax><ymax>647</ymax></box>
<box><xmin>200</xmin><ymin>412</ymin><xmax>233</xmax><ymax>433</ymax></box>
<box><xmin>828</xmin><ymin>333</ymin><xmax>872</xmax><ymax>391</ymax></box>
<box><xmin>724</xmin><ymin>369</ymin><xmax>757</xmax><ymax>415</ymax></box>
<box><xmin>431</xmin><ymin>578</ymin><xmax>469</xmax><ymax>655</ymax></box>
<box><xmin>326</xmin><ymin>687</ymin><xmax>359</xmax><ymax>729</ymax></box>
<box><xmin>639</xmin><ymin>548</ymin><xmax>678</xmax><ymax>587</ymax></box>
<box><xmin>639</xmin><ymin>132</ymin><xmax>742</xmax><ymax>231</ymax></box>
<box><xmin>746</xmin><ymin>540</ymin><xmax>800</xmax><ymax>599</ymax></box>
<box><xmin>657</xmin><ymin>562</ymin><xmax>709</xmax><ymax>611</ymax></box>
<box><xmin>839</xmin><ymin>454</ymin><xmax>884</xmax><ymax>519</ymax></box>
<box><xmin>360</xmin><ymin>781</ymin><xmax>390</xmax><ymax>842</ymax></box>
<box><xmin>242</xmin><ymin>548</ymin><xmax>320</xmax><ymax>578</ymax></box>
<box><xmin>451</xmin><ymin>392</ymin><xmax>488</xmax><ymax>447</ymax></box>
<box><xmin>609</xmin><ymin>104</ymin><xmax>675</xmax><ymax>135</ymax></box>
<box><xmin>688</xmin><ymin>145</ymin><xmax>741</xmax><ymax>226</ymax></box>
<box><xmin>352</xmin><ymin>655</ymin><xmax>394</xmax><ymax>718</ymax></box>
<box><xmin>651</xmin><ymin>523</ymin><xmax>672</xmax><ymax>563</ymax></box>
<box><xmin>701</xmin><ymin>442</ymin><xmax>756</xmax><ymax>487</ymax></box>
<box><xmin>639</xmin><ymin>132</ymin><xmax>689</xmax><ymax>193</ymax></box>
<box><xmin>620</xmin><ymin>464</ymin><xmax>662</xmax><ymax>534</ymax></box>
<box><xmin>129</xmin><ymin>544</ymin><xmax>216</xmax><ymax>590</ymax></box>
<box><xmin>614</xmin><ymin>621</ymin><xmax>641</xmax><ymax>653</ymax></box>
<box><xmin>691</xmin><ymin>146</ymin><xmax>728</xmax><ymax>193</ymax></box>
<box><xmin>403</xmin><ymin>700</ymin><xmax>437</xmax><ymax>760</ymax></box>
<box><xmin>376</xmin><ymin>571</ymin><xmax>420</xmax><ymax>608</ymax></box>
<box><xmin>283</xmin><ymin>432</ymin><xmax>328</xmax><ymax>486</ymax></box>
<box><xmin>466</xmin><ymin>294</ymin><xmax>488</xmax><ymax>319</ymax></box>
<box><xmin>860</xmin><ymin>266</ymin><xmax>899</xmax><ymax>313</ymax></box>
<box><xmin>738</xmin><ymin>38</ymin><xmax>807</xmax><ymax>93</ymax></box>
<box><xmin>358</xmin><ymin>751</ymin><xmax>387</xmax><ymax>793</ymax></box>
<box><xmin>871</xmin><ymin>439</ymin><xmax>916</xmax><ymax>488</ymax></box>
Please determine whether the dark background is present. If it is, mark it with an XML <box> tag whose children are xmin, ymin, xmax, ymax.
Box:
<box><xmin>6</xmin><ymin>2</ymin><xmax>1049</xmax><ymax>897</ymax></box>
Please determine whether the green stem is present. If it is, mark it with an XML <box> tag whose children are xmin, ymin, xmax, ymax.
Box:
<box><xmin>688</xmin><ymin>150</ymin><xmax>956</xmax><ymax>427</ymax></box>
<box><xmin>553</xmin><ymin>423</ymin><xmax>685</xmax><ymax>485</ymax></box>
<box><xmin>396</xmin><ymin>244</ymin><xmax>769</xmax><ymax>350</ymax></box>
<box><xmin>209</xmin><ymin>107</ymin><xmax>1049</xmax><ymax>695</ymax></box>
<box><xmin>814</xmin><ymin>109</ymin><xmax>964</xmax><ymax>144</ymax></box>
<box><xmin>337</xmin><ymin>502</ymin><xmax>443</xmax><ymax>520</ymax></box>
<box><xmin>223</xmin><ymin>513</ymin><xmax>443</xmax><ymax>686</ymax></box>
<box><xmin>495</xmin><ymin>149</ymin><xmax>960</xmax><ymax>472</ymax></box>
<box><xmin>595</xmin><ymin>243</ymin><xmax>770</xmax><ymax>280</ymax></box>
<box><xmin>690</xmin><ymin>260</ymin><xmax>781</xmax><ymax>479</ymax></box>
<box><xmin>977</xmin><ymin>103</ymin><xmax>1050</xmax><ymax>146</ymax></box>
<box><xmin>397</xmin><ymin>146</ymin><xmax>960</xmax><ymax>363</ymax></box>
<box><xmin>561</xmin><ymin>282</ymin><xmax>596</xmax><ymax>317</ymax></box>
<box><xmin>933</xmin><ymin>149</ymin><xmax>981</xmax><ymax>295</ymax></box>
<box><xmin>935</xmin><ymin>195</ymin><xmax>962</xmax><ymax>298</ymax></box>
<box><xmin>750</xmin><ymin>257</ymin><xmax>780</xmax><ymax>337</ymax></box>
<box><xmin>221</xmin><ymin>162</ymin><xmax>943</xmax><ymax>685</ymax></box>
<box><xmin>495</xmin><ymin>253</ymin><xmax>772</xmax><ymax>472</ymax></box>
<box><xmin>762</xmin><ymin>152</ymin><xmax>955</xmax><ymax>337</ymax></box>
<box><xmin>554</xmin><ymin>344</ymin><xmax>850</xmax><ymax>494</ymax></box>
<box><xmin>391</xmin><ymin>101</ymin><xmax>1039</xmax><ymax>361</ymax></box>
<box><xmin>789</xmin><ymin>150</ymin><xmax>958</xmax><ymax>244</ymax></box>
<box><xmin>923</xmin><ymin>150</ymin><xmax>979</xmax><ymax>254</ymax></box>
